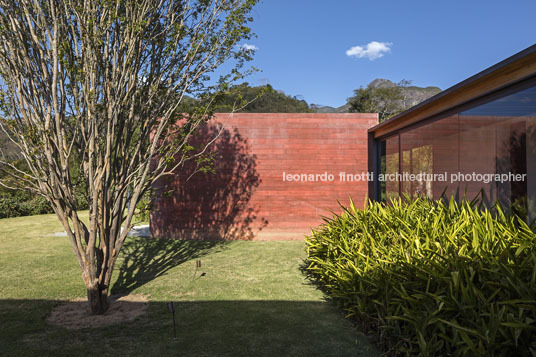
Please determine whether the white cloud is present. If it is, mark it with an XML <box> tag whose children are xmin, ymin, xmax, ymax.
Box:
<box><xmin>240</xmin><ymin>43</ymin><xmax>258</xmax><ymax>51</ymax></box>
<box><xmin>346</xmin><ymin>41</ymin><xmax>392</xmax><ymax>60</ymax></box>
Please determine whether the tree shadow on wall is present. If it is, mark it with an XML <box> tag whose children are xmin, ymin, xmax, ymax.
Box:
<box><xmin>151</xmin><ymin>123</ymin><xmax>267</xmax><ymax>240</ymax></box>
<box><xmin>111</xmin><ymin>237</ymin><xmax>227</xmax><ymax>295</ymax></box>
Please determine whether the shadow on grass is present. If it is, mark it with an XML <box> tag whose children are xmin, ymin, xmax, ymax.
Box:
<box><xmin>0</xmin><ymin>299</ymin><xmax>378</xmax><ymax>356</ymax></box>
<box><xmin>111</xmin><ymin>238</ymin><xmax>229</xmax><ymax>295</ymax></box>
<box><xmin>299</xmin><ymin>259</ymin><xmax>388</xmax><ymax>353</ymax></box>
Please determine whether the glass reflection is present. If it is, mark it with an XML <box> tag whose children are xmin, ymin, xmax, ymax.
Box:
<box><xmin>378</xmin><ymin>84</ymin><xmax>536</xmax><ymax>223</ymax></box>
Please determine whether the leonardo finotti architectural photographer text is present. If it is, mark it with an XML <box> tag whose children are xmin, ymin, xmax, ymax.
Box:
<box><xmin>282</xmin><ymin>172</ymin><xmax>527</xmax><ymax>183</ymax></box>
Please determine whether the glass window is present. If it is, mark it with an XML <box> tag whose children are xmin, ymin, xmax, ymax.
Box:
<box><xmin>379</xmin><ymin>135</ymin><xmax>399</xmax><ymax>202</ymax></box>
<box><xmin>460</xmin><ymin>85</ymin><xmax>536</xmax><ymax>221</ymax></box>
<box><xmin>400</xmin><ymin>115</ymin><xmax>459</xmax><ymax>199</ymax></box>
<box><xmin>377</xmin><ymin>84</ymin><xmax>536</xmax><ymax>223</ymax></box>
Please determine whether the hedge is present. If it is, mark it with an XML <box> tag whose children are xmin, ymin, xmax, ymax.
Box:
<box><xmin>305</xmin><ymin>197</ymin><xmax>536</xmax><ymax>355</ymax></box>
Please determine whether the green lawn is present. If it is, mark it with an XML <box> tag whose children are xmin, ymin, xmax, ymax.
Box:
<box><xmin>0</xmin><ymin>213</ymin><xmax>378</xmax><ymax>356</ymax></box>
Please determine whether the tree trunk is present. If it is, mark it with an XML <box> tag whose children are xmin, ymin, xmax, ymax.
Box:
<box><xmin>87</xmin><ymin>284</ymin><xmax>109</xmax><ymax>315</ymax></box>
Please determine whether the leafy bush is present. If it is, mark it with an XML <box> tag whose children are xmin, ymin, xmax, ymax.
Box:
<box><xmin>135</xmin><ymin>195</ymin><xmax>152</xmax><ymax>223</ymax></box>
<box><xmin>0</xmin><ymin>194</ymin><xmax>54</xmax><ymax>218</ymax></box>
<box><xmin>0</xmin><ymin>191</ymin><xmax>89</xmax><ymax>218</ymax></box>
<box><xmin>0</xmin><ymin>197</ymin><xmax>29</xmax><ymax>218</ymax></box>
<box><xmin>74</xmin><ymin>190</ymin><xmax>89</xmax><ymax>211</ymax></box>
<box><xmin>0</xmin><ymin>152</ymin><xmax>89</xmax><ymax>218</ymax></box>
<box><xmin>305</xmin><ymin>197</ymin><xmax>536</xmax><ymax>355</ymax></box>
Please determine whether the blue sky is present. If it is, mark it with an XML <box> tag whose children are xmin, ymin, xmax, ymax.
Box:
<box><xmin>240</xmin><ymin>0</ymin><xmax>536</xmax><ymax>107</ymax></box>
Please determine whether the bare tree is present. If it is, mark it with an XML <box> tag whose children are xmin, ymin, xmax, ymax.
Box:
<box><xmin>0</xmin><ymin>0</ymin><xmax>258</xmax><ymax>314</ymax></box>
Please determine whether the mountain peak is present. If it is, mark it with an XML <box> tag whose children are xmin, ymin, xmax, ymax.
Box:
<box><xmin>367</xmin><ymin>78</ymin><xmax>395</xmax><ymax>89</ymax></box>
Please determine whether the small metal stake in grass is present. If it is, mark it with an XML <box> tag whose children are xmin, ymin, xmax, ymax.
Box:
<box><xmin>192</xmin><ymin>260</ymin><xmax>202</xmax><ymax>280</ymax></box>
<box><xmin>168</xmin><ymin>301</ymin><xmax>177</xmax><ymax>341</ymax></box>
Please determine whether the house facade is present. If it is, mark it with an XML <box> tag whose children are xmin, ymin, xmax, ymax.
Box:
<box><xmin>150</xmin><ymin>44</ymin><xmax>536</xmax><ymax>240</ymax></box>
<box><xmin>150</xmin><ymin>113</ymin><xmax>377</xmax><ymax>240</ymax></box>
<box><xmin>368</xmin><ymin>44</ymin><xmax>536</xmax><ymax>223</ymax></box>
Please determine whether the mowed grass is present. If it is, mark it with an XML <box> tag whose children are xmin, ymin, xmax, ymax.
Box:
<box><xmin>0</xmin><ymin>213</ymin><xmax>378</xmax><ymax>356</ymax></box>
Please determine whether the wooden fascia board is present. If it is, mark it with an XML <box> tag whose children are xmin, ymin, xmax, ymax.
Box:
<box><xmin>370</xmin><ymin>48</ymin><xmax>536</xmax><ymax>139</ymax></box>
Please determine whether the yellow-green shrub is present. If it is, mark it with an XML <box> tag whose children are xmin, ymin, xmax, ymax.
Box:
<box><xmin>305</xmin><ymin>197</ymin><xmax>536</xmax><ymax>355</ymax></box>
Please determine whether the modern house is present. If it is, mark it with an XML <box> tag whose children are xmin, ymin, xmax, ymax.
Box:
<box><xmin>150</xmin><ymin>44</ymin><xmax>536</xmax><ymax>239</ymax></box>
<box><xmin>368</xmin><ymin>44</ymin><xmax>536</xmax><ymax>223</ymax></box>
<box><xmin>151</xmin><ymin>113</ymin><xmax>377</xmax><ymax>240</ymax></box>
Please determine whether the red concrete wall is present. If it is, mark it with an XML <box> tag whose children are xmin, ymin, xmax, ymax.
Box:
<box><xmin>150</xmin><ymin>113</ymin><xmax>378</xmax><ymax>240</ymax></box>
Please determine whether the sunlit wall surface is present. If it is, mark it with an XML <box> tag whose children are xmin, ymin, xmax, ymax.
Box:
<box><xmin>378</xmin><ymin>83</ymin><xmax>536</xmax><ymax>222</ymax></box>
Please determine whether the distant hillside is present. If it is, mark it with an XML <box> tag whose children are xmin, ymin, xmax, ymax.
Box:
<box><xmin>366</xmin><ymin>78</ymin><xmax>441</xmax><ymax>111</ymax></box>
<box><xmin>212</xmin><ymin>83</ymin><xmax>314</xmax><ymax>113</ymax></box>
<box><xmin>311</xmin><ymin>103</ymin><xmax>349</xmax><ymax>113</ymax></box>
<box><xmin>314</xmin><ymin>79</ymin><xmax>441</xmax><ymax>114</ymax></box>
